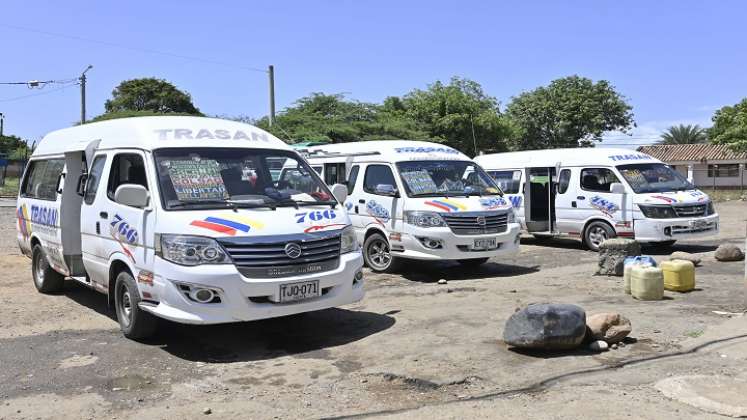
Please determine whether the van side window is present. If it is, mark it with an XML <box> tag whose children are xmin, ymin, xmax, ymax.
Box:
<box><xmin>580</xmin><ymin>168</ymin><xmax>620</xmax><ymax>193</ymax></box>
<box><xmin>324</xmin><ymin>163</ymin><xmax>346</xmax><ymax>185</ymax></box>
<box><xmin>347</xmin><ymin>165</ymin><xmax>360</xmax><ymax>194</ymax></box>
<box><xmin>21</xmin><ymin>159</ymin><xmax>65</xmax><ymax>201</ymax></box>
<box><xmin>557</xmin><ymin>169</ymin><xmax>571</xmax><ymax>194</ymax></box>
<box><xmin>363</xmin><ymin>165</ymin><xmax>396</xmax><ymax>195</ymax></box>
<box><xmin>488</xmin><ymin>170</ymin><xmax>521</xmax><ymax>194</ymax></box>
<box><xmin>84</xmin><ymin>156</ymin><xmax>107</xmax><ymax>205</ymax></box>
<box><xmin>107</xmin><ymin>153</ymin><xmax>148</xmax><ymax>201</ymax></box>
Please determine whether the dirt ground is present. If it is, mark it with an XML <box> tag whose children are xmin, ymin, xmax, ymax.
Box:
<box><xmin>1</xmin><ymin>201</ymin><xmax>746</xmax><ymax>420</ymax></box>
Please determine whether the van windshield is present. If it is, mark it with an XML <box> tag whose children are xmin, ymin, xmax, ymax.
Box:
<box><xmin>617</xmin><ymin>163</ymin><xmax>694</xmax><ymax>194</ymax></box>
<box><xmin>395</xmin><ymin>160</ymin><xmax>502</xmax><ymax>197</ymax></box>
<box><xmin>153</xmin><ymin>148</ymin><xmax>336</xmax><ymax>210</ymax></box>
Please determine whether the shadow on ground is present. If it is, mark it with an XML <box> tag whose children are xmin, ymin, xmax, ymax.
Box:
<box><xmin>400</xmin><ymin>261</ymin><xmax>540</xmax><ymax>283</ymax></box>
<box><xmin>146</xmin><ymin>308</ymin><xmax>395</xmax><ymax>362</ymax></box>
<box><xmin>58</xmin><ymin>282</ymin><xmax>395</xmax><ymax>363</ymax></box>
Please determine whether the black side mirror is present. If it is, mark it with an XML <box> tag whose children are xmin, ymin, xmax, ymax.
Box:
<box><xmin>56</xmin><ymin>173</ymin><xmax>66</xmax><ymax>194</ymax></box>
<box><xmin>76</xmin><ymin>173</ymin><xmax>88</xmax><ymax>197</ymax></box>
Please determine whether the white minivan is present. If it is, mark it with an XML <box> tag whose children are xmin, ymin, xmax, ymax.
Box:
<box><xmin>295</xmin><ymin>141</ymin><xmax>521</xmax><ymax>272</ymax></box>
<box><xmin>474</xmin><ymin>148</ymin><xmax>719</xmax><ymax>251</ymax></box>
<box><xmin>17</xmin><ymin>116</ymin><xmax>364</xmax><ymax>339</ymax></box>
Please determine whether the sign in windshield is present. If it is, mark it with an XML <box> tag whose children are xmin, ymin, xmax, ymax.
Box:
<box><xmin>617</xmin><ymin>163</ymin><xmax>694</xmax><ymax>194</ymax></box>
<box><xmin>154</xmin><ymin>148</ymin><xmax>335</xmax><ymax>210</ymax></box>
<box><xmin>396</xmin><ymin>160</ymin><xmax>502</xmax><ymax>197</ymax></box>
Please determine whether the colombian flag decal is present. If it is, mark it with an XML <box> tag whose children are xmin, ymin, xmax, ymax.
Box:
<box><xmin>424</xmin><ymin>199</ymin><xmax>467</xmax><ymax>212</ymax></box>
<box><xmin>190</xmin><ymin>215</ymin><xmax>265</xmax><ymax>236</ymax></box>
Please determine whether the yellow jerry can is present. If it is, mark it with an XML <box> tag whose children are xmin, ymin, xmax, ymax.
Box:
<box><xmin>660</xmin><ymin>259</ymin><xmax>695</xmax><ymax>292</ymax></box>
<box><xmin>630</xmin><ymin>265</ymin><xmax>664</xmax><ymax>301</ymax></box>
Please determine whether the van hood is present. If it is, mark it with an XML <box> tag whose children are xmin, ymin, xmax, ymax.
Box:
<box><xmin>159</xmin><ymin>205</ymin><xmax>349</xmax><ymax>238</ymax></box>
<box><xmin>404</xmin><ymin>195</ymin><xmax>514</xmax><ymax>213</ymax></box>
<box><xmin>633</xmin><ymin>189</ymin><xmax>710</xmax><ymax>206</ymax></box>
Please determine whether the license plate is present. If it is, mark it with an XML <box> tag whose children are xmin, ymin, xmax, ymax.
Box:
<box><xmin>690</xmin><ymin>220</ymin><xmax>707</xmax><ymax>230</ymax></box>
<box><xmin>278</xmin><ymin>280</ymin><xmax>320</xmax><ymax>303</ymax></box>
<box><xmin>472</xmin><ymin>238</ymin><xmax>498</xmax><ymax>250</ymax></box>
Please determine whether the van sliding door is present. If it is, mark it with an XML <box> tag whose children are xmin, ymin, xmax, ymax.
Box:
<box><xmin>524</xmin><ymin>167</ymin><xmax>556</xmax><ymax>233</ymax></box>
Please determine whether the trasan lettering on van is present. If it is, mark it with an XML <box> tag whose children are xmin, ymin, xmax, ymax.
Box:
<box><xmin>30</xmin><ymin>205</ymin><xmax>58</xmax><ymax>226</ymax></box>
<box><xmin>153</xmin><ymin>128</ymin><xmax>271</xmax><ymax>142</ymax></box>
<box><xmin>394</xmin><ymin>146</ymin><xmax>460</xmax><ymax>154</ymax></box>
<box><xmin>608</xmin><ymin>154</ymin><xmax>652</xmax><ymax>162</ymax></box>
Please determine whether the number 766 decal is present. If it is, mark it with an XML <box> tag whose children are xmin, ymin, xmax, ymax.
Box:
<box><xmin>295</xmin><ymin>210</ymin><xmax>336</xmax><ymax>223</ymax></box>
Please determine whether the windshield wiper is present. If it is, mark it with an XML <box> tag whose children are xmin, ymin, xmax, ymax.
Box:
<box><xmin>169</xmin><ymin>199</ymin><xmax>238</xmax><ymax>210</ymax></box>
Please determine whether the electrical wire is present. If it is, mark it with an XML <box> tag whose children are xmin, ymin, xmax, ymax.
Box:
<box><xmin>0</xmin><ymin>83</ymin><xmax>78</xmax><ymax>103</ymax></box>
<box><xmin>0</xmin><ymin>23</ymin><xmax>268</xmax><ymax>73</ymax></box>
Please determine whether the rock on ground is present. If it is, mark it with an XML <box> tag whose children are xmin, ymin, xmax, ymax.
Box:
<box><xmin>669</xmin><ymin>251</ymin><xmax>701</xmax><ymax>266</ymax></box>
<box><xmin>503</xmin><ymin>304</ymin><xmax>586</xmax><ymax>351</ymax></box>
<box><xmin>714</xmin><ymin>244</ymin><xmax>745</xmax><ymax>262</ymax></box>
<box><xmin>597</xmin><ymin>239</ymin><xmax>642</xmax><ymax>276</ymax></box>
<box><xmin>656</xmin><ymin>375</ymin><xmax>747</xmax><ymax>417</ymax></box>
<box><xmin>586</xmin><ymin>312</ymin><xmax>632</xmax><ymax>344</ymax></box>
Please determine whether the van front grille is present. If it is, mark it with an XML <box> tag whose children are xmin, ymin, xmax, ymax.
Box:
<box><xmin>218</xmin><ymin>232</ymin><xmax>341</xmax><ymax>278</ymax></box>
<box><xmin>441</xmin><ymin>211</ymin><xmax>509</xmax><ymax>235</ymax></box>
<box><xmin>673</xmin><ymin>204</ymin><xmax>706</xmax><ymax>218</ymax></box>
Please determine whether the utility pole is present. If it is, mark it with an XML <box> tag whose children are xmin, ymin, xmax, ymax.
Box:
<box><xmin>268</xmin><ymin>65</ymin><xmax>276</xmax><ymax>127</ymax></box>
<box><xmin>0</xmin><ymin>113</ymin><xmax>4</xmax><ymax>137</ymax></box>
<box><xmin>80</xmin><ymin>65</ymin><xmax>93</xmax><ymax>124</ymax></box>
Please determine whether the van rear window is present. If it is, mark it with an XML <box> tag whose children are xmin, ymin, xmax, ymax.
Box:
<box><xmin>487</xmin><ymin>170</ymin><xmax>521</xmax><ymax>194</ymax></box>
<box><xmin>21</xmin><ymin>159</ymin><xmax>65</xmax><ymax>201</ymax></box>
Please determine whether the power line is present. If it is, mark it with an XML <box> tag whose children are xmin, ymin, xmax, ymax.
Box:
<box><xmin>0</xmin><ymin>83</ymin><xmax>78</xmax><ymax>103</ymax></box>
<box><xmin>0</xmin><ymin>23</ymin><xmax>268</xmax><ymax>73</ymax></box>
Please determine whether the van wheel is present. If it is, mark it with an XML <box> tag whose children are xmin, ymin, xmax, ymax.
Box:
<box><xmin>31</xmin><ymin>244</ymin><xmax>65</xmax><ymax>293</ymax></box>
<box><xmin>584</xmin><ymin>221</ymin><xmax>616</xmax><ymax>252</ymax></box>
<box><xmin>363</xmin><ymin>233</ymin><xmax>401</xmax><ymax>273</ymax></box>
<box><xmin>114</xmin><ymin>271</ymin><xmax>157</xmax><ymax>340</ymax></box>
<box><xmin>457</xmin><ymin>258</ymin><xmax>490</xmax><ymax>267</ymax></box>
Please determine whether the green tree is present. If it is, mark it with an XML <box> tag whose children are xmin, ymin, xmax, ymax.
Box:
<box><xmin>505</xmin><ymin>75</ymin><xmax>635</xmax><ymax>150</ymax></box>
<box><xmin>252</xmin><ymin>93</ymin><xmax>428</xmax><ymax>143</ymax></box>
<box><xmin>710</xmin><ymin>98</ymin><xmax>747</xmax><ymax>151</ymax></box>
<box><xmin>659</xmin><ymin>124</ymin><xmax>707</xmax><ymax>144</ymax></box>
<box><xmin>401</xmin><ymin>77</ymin><xmax>514</xmax><ymax>154</ymax></box>
<box><xmin>103</xmin><ymin>78</ymin><xmax>201</xmax><ymax>116</ymax></box>
<box><xmin>0</xmin><ymin>134</ymin><xmax>29</xmax><ymax>159</ymax></box>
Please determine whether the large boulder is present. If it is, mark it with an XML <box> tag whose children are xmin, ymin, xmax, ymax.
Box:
<box><xmin>597</xmin><ymin>238</ymin><xmax>642</xmax><ymax>276</ymax></box>
<box><xmin>586</xmin><ymin>312</ymin><xmax>632</xmax><ymax>344</ymax></box>
<box><xmin>669</xmin><ymin>251</ymin><xmax>701</xmax><ymax>267</ymax></box>
<box><xmin>503</xmin><ymin>304</ymin><xmax>587</xmax><ymax>351</ymax></box>
<box><xmin>714</xmin><ymin>244</ymin><xmax>745</xmax><ymax>262</ymax></box>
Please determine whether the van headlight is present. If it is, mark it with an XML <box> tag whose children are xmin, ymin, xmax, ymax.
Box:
<box><xmin>637</xmin><ymin>205</ymin><xmax>678</xmax><ymax>219</ymax></box>
<box><xmin>340</xmin><ymin>225</ymin><xmax>359</xmax><ymax>254</ymax></box>
<box><xmin>404</xmin><ymin>211</ymin><xmax>446</xmax><ymax>228</ymax></box>
<box><xmin>155</xmin><ymin>234</ymin><xmax>231</xmax><ymax>266</ymax></box>
<box><xmin>507</xmin><ymin>209</ymin><xmax>516</xmax><ymax>223</ymax></box>
<box><xmin>706</xmin><ymin>201</ymin><xmax>715</xmax><ymax>215</ymax></box>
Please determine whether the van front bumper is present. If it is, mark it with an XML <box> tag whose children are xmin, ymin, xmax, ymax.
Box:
<box><xmin>389</xmin><ymin>223</ymin><xmax>521</xmax><ymax>261</ymax></box>
<box><xmin>138</xmin><ymin>251</ymin><xmax>364</xmax><ymax>325</ymax></box>
<box><xmin>633</xmin><ymin>214</ymin><xmax>719</xmax><ymax>242</ymax></box>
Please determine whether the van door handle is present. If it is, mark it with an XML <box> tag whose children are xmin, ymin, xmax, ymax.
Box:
<box><xmin>95</xmin><ymin>222</ymin><xmax>100</xmax><ymax>234</ymax></box>
<box><xmin>572</xmin><ymin>201</ymin><xmax>577</xmax><ymax>208</ymax></box>
<box><xmin>354</xmin><ymin>205</ymin><xmax>359</xmax><ymax>214</ymax></box>
<box><xmin>99</xmin><ymin>211</ymin><xmax>108</xmax><ymax>219</ymax></box>
<box><xmin>358</xmin><ymin>199</ymin><xmax>365</xmax><ymax>204</ymax></box>
<box><xmin>576</xmin><ymin>196</ymin><xmax>586</xmax><ymax>200</ymax></box>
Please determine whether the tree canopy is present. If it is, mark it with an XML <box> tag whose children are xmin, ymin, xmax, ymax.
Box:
<box><xmin>659</xmin><ymin>124</ymin><xmax>708</xmax><ymax>144</ymax></box>
<box><xmin>103</xmin><ymin>78</ymin><xmax>201</xmax><ymax>116</ymax></box>
<box><xmin>709</xmin><ymin>98</ymin><xmax>747</xmax><ymax>151</ymax></box>
<box><xmin>400</xmin><ymin>77</ymin><xmax>514</xmax><ymax>154</ymax></box>
<box><xmin>253</xmin><ymin>78</ymin><xmax>515</xmax><ymax>155</ymax></box>
<box><xmin>0</xmin><ymin>134</ymin><xmax>30</xmax><ymax>160</ymax></box>
<box><xmin>505</xmin><ymin>76</ymin><xmax>635</xmax><ymax>150</ymax></box>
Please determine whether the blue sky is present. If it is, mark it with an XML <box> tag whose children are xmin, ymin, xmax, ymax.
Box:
<box><xmin>1</xmin><ymin>1</ymin><xmax>746</xmax><ymax>148</ymax></box>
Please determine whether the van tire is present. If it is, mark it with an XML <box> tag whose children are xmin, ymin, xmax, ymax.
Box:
<box><xmin>584</xmin><ymin>221</ymin><xmax>616</xmax><ymax>252</ymax></box>
<box><xmin>114</xmin><ymin>271</ymin><xmax>157</xmax><ymax>340</ymax></box>
<box><xmin>457</xmin><ymin>258</ymin><xmax>490</xmax><ymax>267</ymax></box>
<box><xmin>363</xmin><ymin>233</ymin><xmax>401</xmax><ymax>273</ymax></box>
<box><xmin>31</xmin><ymin>244</ymin><xmax>65</xmax><ymax>293</ymax></box>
